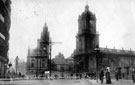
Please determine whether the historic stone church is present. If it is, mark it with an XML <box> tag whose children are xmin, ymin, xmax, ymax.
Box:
<box><xmin>74</xmin><ymin>4</ymin><xmax>135</xmax><ymax>76</ymax></box>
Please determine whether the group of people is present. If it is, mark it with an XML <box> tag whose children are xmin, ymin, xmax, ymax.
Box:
<box><xmin>52</xmin><ymin>67</ymin><xmax>135</xmax><ymax>84</ymax></box>
<box><xmin>70</xmin><ymin>72</ymin><xmax>97</xmax><ymax>79</ymax></box>
<box><xmin>99</xmin><ymin>69</ymin><xmax>112</xmax><ymax>84</ymax></box>
<box><xmin>115</xmin><ymin>68</ymin><xmax>135</xmax><ymax>83</ymax></box>
<box><xmin>100</xmin><ymin>67</ymin><xmax>135</xmax><ymax>84</ymax></box>
<box><xmin>85</xmin><ymin>72</ymin><xmax>96</xmax><ymax>79</ymax></box>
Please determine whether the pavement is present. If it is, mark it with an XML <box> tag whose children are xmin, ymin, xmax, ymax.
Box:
<box><xmin>0</xmin><ymin>78</ymin><xmax>12</xmax><ymax>81</ymax></box>
<box><xmin>0</xmin><ymin>79</ymin><xmax>91</xmax><ymax>85</ymax></box>
<box><xmin>87</xmin><ymin>79</ymin><xmax>135</xmax><ymax>85</ymax></box>
<box><xmin>0</xmin><ymin>78</ymin><xmax>135</xmax><ymax>85</ymax></box>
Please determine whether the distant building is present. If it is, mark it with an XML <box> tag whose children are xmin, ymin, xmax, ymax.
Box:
<box><xmin>52</xmin><ymin>52</ymin><xmax>74</xmax><ymax>72</ymax></box>
<box><xmin>66</xmin><ymin>56</ymin><xmax>74</xmax><ymax>72</ymax></box>
<box><xmin>27</xmin><ymin>23</ymin><xmax>50</xmax><ymax>77</ymax></box>
<box><xmin>74</xmin><ymin>4</ymin><xmax>135</xmax><ymax>77</ymax></box>
<box><xmin>0</xmin><ymin>0</ymin><xmax>11</xmax><ymax>78</ymax></box>
<box><xmin>18</xmin><ymin>61</ymin><xmax>26</xmax><ymax>75</ymax></box>
<box><xmin>52</xmin><ymin>52</ymin><xmax>68</xmax><ymax>72</ymax></box>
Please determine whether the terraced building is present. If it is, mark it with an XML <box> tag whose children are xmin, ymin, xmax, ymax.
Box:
<box><xmin>0</xmin><ymin>0</ymin><xmax>11</xmax><ymax>78</ymax></box>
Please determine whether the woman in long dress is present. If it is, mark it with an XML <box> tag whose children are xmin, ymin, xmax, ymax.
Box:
<box><xmin>106</xmin><ymin>69</ymin><xmax>112</xmax><ymax>84</ymax></box>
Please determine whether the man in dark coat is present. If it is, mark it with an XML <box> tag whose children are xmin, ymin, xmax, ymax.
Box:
<box><xmin>99</xmin><ymin>69</ymin><xmax>104</xmax><ymax>84</ymax></box>
<box><xmin>115</xmin><ymin>69</ymin><xmax>119</xmax><ymax>81</ymax></box>
<box><xmin>106</xmin><ymin>69</ymin><xmax>112</xmax><ymax>84</ymax></box>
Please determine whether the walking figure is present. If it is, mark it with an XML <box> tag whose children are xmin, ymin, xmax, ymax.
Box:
<box><xmin>106</xmin><ymin>69</ymin><xmax>112</xmax><ymax>84</ymax></box>
<box><xmin>132</xmin><ymin>68</ymin><xmax>135</xmax><ymax>83</ymax></box>
<box><xmin>115</xmin><ymin>69</ymin><xmax>119</xmax><ymax>81</ymax></box>
<box><xmin>80</xmin><ymin>74</ymin><xmax>82</xmax><ymax>79</ymax></box>
<box><xmin>99</xmin><ymin>69</ymin><xmax>104</xmax><ymax>84</ymax></box>
<box><xmin>70</xmin><ymin>73</ymin><xmax>73</xmax><ymax>79</ymax></box>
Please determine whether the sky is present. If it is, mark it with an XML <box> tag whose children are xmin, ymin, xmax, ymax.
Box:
<box><xmin>9</xmin><ymin>0</ymin><xmax>135</xmax><ymax>63</ymax></box>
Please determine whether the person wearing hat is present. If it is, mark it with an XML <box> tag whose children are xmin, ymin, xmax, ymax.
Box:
<box><xmin>105</xmin><ymin>68</ymin><xmax>112</xmax><ymax>84</ymax></box>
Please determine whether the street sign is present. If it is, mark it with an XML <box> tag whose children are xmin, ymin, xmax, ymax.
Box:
<box><xmin>45</xmin><ymin>71</ymin><xmax>50</xmax><ymax>74</ymax></box>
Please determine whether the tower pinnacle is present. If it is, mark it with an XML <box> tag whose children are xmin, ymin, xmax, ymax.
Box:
<box><xmin>85</xmin><ymin>4</ymin><xmax>89</xmax><ymax>12</ymax></box>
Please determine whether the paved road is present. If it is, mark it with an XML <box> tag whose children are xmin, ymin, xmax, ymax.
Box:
<box><xmin>0</xmin><ymin>79</ymin><xmax>91</xmax><ymax>85</ymax></box>
<box><xmin>0</xmin><ymin>79</ymin><xmax>135</xmax><ymax>85</ymax></box>
<box><xmin>88</xmin><ymin>79</ymin><xmax>135</xmax><ymax>85</ymax></box>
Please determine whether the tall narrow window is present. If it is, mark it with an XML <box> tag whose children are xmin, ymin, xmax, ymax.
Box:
<box><xmin>31</xmin><ymin>59</ymin><xmax>35</xmax><ymax>67</ymax></box>
<box><xmin>42</xmin><ymin>63</ymin><xmax>44</xmax><ymax>68</ymax></box>
<box><xmin>31</xmin><ymin>63</ymin><xmax>34</xmax><ymax>67</ymax></box>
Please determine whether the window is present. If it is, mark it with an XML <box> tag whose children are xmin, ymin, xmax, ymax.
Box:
<box><xmin>31</xmin><ymin>63</ymin><xmax>34</xmax><ymax>67</ymax></box>
<box><xmin>42</xmin><ymin>63</ymin><xmax>44</xmax><ymax>67</ymax></box>
<box><xmin>42</xmin><ymin>59</ymin><xmax>45</xmax><ymax>61</ymax></box>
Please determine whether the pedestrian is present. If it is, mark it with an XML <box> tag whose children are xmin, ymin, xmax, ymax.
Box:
<box><xmin>99</xmin><ymin>69</ymin><xmax>104</xmax><ymax>84</ymax></box>
<box><xmin>70</xmin><ymin>73</ymin><xmax>73</xmax><ymax>79</ymax></box>
<box><xmin>132</xmin><ymin>68</ymin><xmax>135</xmax><ymax>83</ymax></box>
<box><xmin>84</xmin><ymin>73</ymin><xmax>87</xmax><ymax>79</ymax></box>
<box><xmin>80</xmin><ymin>74</ymin><xmax>82</xmax><ymax>79</ymax></box>
<box><xmin>115</xmin><ymin>69</ymin><xmax>119</xmax><ymax>81</ymax></box>
<box><xmin>76</xmin><ymin>73</ymin><xmax>78</xmax><ymax>79</ymax></box>
<box><xmin>105</xmin><ymin>69</ymin><xmax>112</xmax><ymax>84</ymax></box>
<box><xmin>94</xmin><ymin>72</ymin><xmax>96</xmax><ymax>80</ymax></box>
<box><xmin>91</xmin><ymin>72</ymin><xmax>94</xmax><ymax>79</ymax></box>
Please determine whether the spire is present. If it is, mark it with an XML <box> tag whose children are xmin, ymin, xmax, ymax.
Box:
<box><xmin>44</xmin><ymin>22</ymin><xmax>47</xmax><ymax>27</ymax></box>
<box><xmin>41</xmin><ymin>22</ymin><xmax>50</xmax><ymax>42</ymax></box>
<box><xmin>41</xmin><ymin>22</ymin><xmax>48</xmax><ymax>38</ymax></box>
<box><xmin>43</xmin><ymin>22</ymin><xmax>48</xmax><ymax>32</ymax></box>
<box><xmin>85</xmin><ymin>3</ymin><xmax>89</xmax><ymax>12</ymax></box>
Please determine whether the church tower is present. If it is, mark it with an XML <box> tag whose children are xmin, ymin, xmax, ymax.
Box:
<box><xmin>76</xmin><ymin>4</ymin><xmax>99</xmax><ymax>54</ymax></box>
<box><xmin>39</xmin><ymin>23</ymin><xmax>50</xmax><ymax>55</ymax></box>
<box><xmin>74</xmin><ymin>4</ymin><xmax>99</xmax><ymax>72</ymax></box>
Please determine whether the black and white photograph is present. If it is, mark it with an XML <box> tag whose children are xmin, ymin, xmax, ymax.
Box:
<box><xmin>0</xmin><ymin>0</ymin><xmax>135</xmax><ymax>85</ymax></box>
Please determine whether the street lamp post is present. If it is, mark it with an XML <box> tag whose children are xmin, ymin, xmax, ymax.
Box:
<box><xmin>15</xmin><ymin>56</ymin><xmax>19</xmax><ymax>76</ymax></box>
<box><xmin>94</xmin><ymin>45</ymin><xmax>100</xmax><ymax>82</ymax></box>
<box><xmin>49</xmin><ymin>44</ymin><xmax>52</xmax><ymax>78</ymax></box>
<box><xmin>36</xmin><ymin>55</ymin><xmax>38</xmax><ymax>78</ymax></box>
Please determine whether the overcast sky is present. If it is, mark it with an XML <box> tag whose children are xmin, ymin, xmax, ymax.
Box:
<box><xmin>9</xmin><ymin>0</ymin><xmax>135</xmax><ymax>62</ymax></box>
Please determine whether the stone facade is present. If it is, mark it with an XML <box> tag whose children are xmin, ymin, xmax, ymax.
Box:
<box><xmin>0</xmin><ymin>0</ymin><xmax>11</xmax><ymax>78</ymax></box>
<box><xmin>52</xmin><ymin>53</ymin><xmax>68</xmax><ymax>71</ymax></box>
<box><xmin>17</xmin><ymin>61</ymin><xmax>26</xmax><ymax>75</ymax></box>
<box><xmin>74</xmin><ymin>4</ymin><xmax>99</xmax><ymax>72</ymax></box>
<box><xmin>52</xmin><ymin>53</ymin><xmax>74</xmax><ymax>72</ymax></box>
<box><xmin>26</xmin><ymin>23</ymin><xmax>50</xmax><ymax>77</ymax></box>
<box><xmin>74</xmin><ymin>5</ymin><xmax>135</xmax><ymax>77</ymax></box>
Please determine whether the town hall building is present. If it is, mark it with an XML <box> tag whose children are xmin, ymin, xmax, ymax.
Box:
<box><xmin>26</xmin><ymin>23</ymin><xmax>50</xmax><ymax>77</ymax></box>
